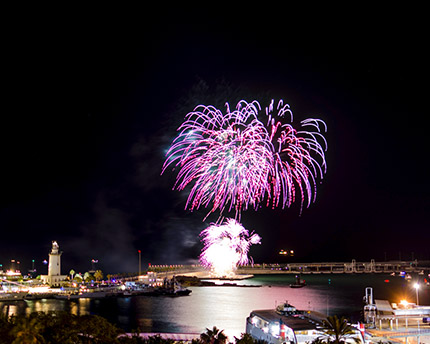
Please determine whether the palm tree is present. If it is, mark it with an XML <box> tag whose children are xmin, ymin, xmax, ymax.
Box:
<box><xmin>94</xmin><ymin>269</ymin><xmax>103</xmax><ymax>282</ymax></box>
<box><xmin>146</xmin><ymin>335</ymin><xmax>175</xmax><ymax>344</ymax></box>
<box><xmin>234</xmin><ymin>333</ymin><xmax>256</xmax><ymax>344</ymax></box>
<box><xmin>69</xmin><ymin>269</ymin><xmax>75</xmax><ymax>280</ymax></box>
<box><xmin>74</xmin><ymin>273</ymin><xmax>83</xmax><ymax>283</ymax></box>
<box><xmin>317</xmin><ymin>315</ymin><xmax>360</xmax><ymax>344</ymax></box>
<box><xmin>83</xmin><ymin>271</ymin><xmax>93</xmax><ymax>283</ymax></box>
<box><xmin>200</xmin><ymin>326</ymin><xmax>227</xmax><ymax>344</ymax></box>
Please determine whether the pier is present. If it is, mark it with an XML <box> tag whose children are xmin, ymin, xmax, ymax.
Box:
<box><xmin>238</xmin><ymin>260</ymin><xmax>429</xmax><ymax>275</ymax></box>
<box><xmin>140</xmin><ymin>260</ymin><xmax>430</xmax><ymax>279</ymax></box>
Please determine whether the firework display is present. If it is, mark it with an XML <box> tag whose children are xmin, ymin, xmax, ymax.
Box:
<box><xmin>162</xmin><ymin>99</ymin><xmax>327</xmax><ymax>217</ymax></box>
<box><xmin>162</xmin><ymin>99</ymin><xmax>327</xmax><ymax>277</ymax></box>
<box><xmin>199</xmin><ymin>218</ymin><xmax>261</xmax><ymax>277</ymax></box>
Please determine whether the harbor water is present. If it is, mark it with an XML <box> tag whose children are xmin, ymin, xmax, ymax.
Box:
<box><xmin>1</xmin><ymin>274</ymin><xmax>429</xmax><ymax>339</ymax></box>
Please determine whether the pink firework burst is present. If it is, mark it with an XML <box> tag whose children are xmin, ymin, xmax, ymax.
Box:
<box><xmin>162</xmin><ymin>99</ymin><xmax>327</xmax><ymax>217</ymax></box>
<box><xmin>199</xmin><ymin>218</ymin><xmax>261</xmax><ymax>277</ymax></box>
<box><xmin>162</xmin><ymin>100</ymin><xmax>275</xmax><ymax>218</ymax></box>
<box><xmin>265</xmin><ymin>99</ymin><xmax>327</xmax><ymax>210</ymax></box>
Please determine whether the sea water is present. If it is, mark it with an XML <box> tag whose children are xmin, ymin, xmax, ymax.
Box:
<box><xmin>1</xmin><ymin>274</ymin><xmax>429</xmax><ymax>339</ymax></box>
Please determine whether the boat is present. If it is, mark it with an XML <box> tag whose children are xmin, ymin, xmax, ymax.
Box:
<box><xmin>54</xmin><ymin>290</ymin><xmax>108</xmax><ymax>299</ymax></box>
<box><xmin>0</xmin><ymin>292</ymin><xmax>28</xmax><ymax>302</ymax></box>
<box><xmin>276</xmin><ymin>301</ymin><xmax>298</xmax><ymax>315</ymax></box>
<box><xmin>144</xmin><ymin>276</ymin><xmax>192</xmax><ymax>297</ymax></box>
<box><xmin>25</xmin><ymin>293</ymin><xmax>54</xmax><ymax>300</ymax></box>
<box><xmin>246</xmin><ymin>302</ymin><xmax>330</xmax><ymax>344</ymax></box>
<box><xmin>144</xmin><ymin>283</ymin><xmax>192</xmax><ymax>297</ymax></box>
<box><xmin>148</xmin><ymin>286</ymin><xmax>192</xmax><ymax>297</ymax></box>
<box><xmin>168</xmin><ymin>285</ymin><xmax>192</xmax><ymax>296</ymax></box>
<box><xmin>54</xmin><ymin>286</ymin><xmax>110</xmax><ymax>300</ymax></box>
<box><xmin>290</xmin><ymin>275</ymin><xmax>306</xmax><ymax>288</ymax></box>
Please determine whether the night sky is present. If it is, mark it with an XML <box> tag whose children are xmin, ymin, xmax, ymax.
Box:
<box><xmin>1</xmin><ymin>8</ymin><xmax>429</xmax><ymax>275</ymax></box>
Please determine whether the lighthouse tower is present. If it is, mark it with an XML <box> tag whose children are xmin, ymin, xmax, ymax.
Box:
<box><xmin>41</xmin><ymin>241</ymin><xmax>67</xmax><ymax>286</ymax></box>
<box><xmin>48</xmin><ymin>241</ymin><xmax>61</xmax><ymax>276</ymax></box>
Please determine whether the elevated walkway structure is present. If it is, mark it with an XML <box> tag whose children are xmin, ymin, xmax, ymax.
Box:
<box><xmin>117</xmin><ymin>260</ymin><xmax>429</xmax><ymax>280</ymax></box>
<box><xmin>238</xmin><ymin>260</ymin><xmax>429</xmax><ymax>274</ymax></box>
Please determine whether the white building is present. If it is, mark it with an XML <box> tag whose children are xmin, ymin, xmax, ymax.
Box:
<box><xmin>41</xmin><ymin>241</ymin><xmax>67</xmax><ymax>286</ymax></box>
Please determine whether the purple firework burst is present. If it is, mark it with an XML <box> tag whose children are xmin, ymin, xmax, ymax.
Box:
<box><xmin>162</xmin><ymin>99</ymin><xmax>327</xmax><ymax>217</ymax></box>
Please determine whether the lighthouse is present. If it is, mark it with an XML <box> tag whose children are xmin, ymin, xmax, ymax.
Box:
<box><xmin>41</xmin><ymin>241</ymin><xmax>67</xmax><ymax>286</ymax></box>
<box><xmin>48</xmin><ymin>241</ymin><xmax>61</xmax><ymax>276</ymax></box>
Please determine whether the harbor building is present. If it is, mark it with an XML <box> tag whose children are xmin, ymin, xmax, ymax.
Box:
<box><xmin>41</xmin><ymin>241</ymin><xmax>67</xmax><ymax>286</ymax></box>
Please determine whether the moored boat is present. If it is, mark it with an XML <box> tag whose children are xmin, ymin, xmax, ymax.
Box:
<box><xmin>290</xmin><ymin>275</ymin><xmax>306</xmax><ymax>288</ymax></box>
<box><xmin>0</xmin><ymin>292</ymin><xmax>27</xmax><ymax>302</ymax></box>
<box><xmin>246</xmin><ymin>302</ymin><xmax>330</xmax><ymax>344</ymax></box>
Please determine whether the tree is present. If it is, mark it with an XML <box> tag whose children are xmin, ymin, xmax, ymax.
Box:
<box><xmin>200</xmin><ymin>326</ymin><xmax>227</xmax><ymax>344</ymax></box>
<box><xmin>69</xmin><ymin>269</ymin><xmax>75</xmax><ymax>280</ymax></box>
<box><xmin>9</xmin><ymin>314</ymin><xmax>45</xmax><ymax>344</ymax></box>
<box><xmin>77</xmin><ymin>314</ymin><xmax>122</xmax><ymax>343</ymax></box>
<box><xmin>41</xmin><ymin>311</ymin><xmax>80</xmax><ymax>344</ymax></box>
<box><xmin>311</xmin><ymin>338</ymin><xmax>329</xmax><ymax>344</ymax></box>
<box><xmin>234</xmin><ymin>333</ymin><xmax>256</xmax><ymax>344</ymax></box>
<box><xmin>0</xmin><ymin>313</ymin><xmax>13</xmax><ymax>344</ymax></box>
<box><xmin>94</xmin><ymin>269</ymin><xmax>104</xmax><ymax>282</ymax></box>
<box><xmin>75</xmin><ymin>273</ymin><xmax>83</xmax><ymax>283</ymax></box>
<box><xmin>317</xmin><ymin>315</ymin><xmax>360</xmax><ymax>344</ymax></box>
<box><xmin>117</xmin><ymin>331</ymin><xmax>146</xmax><ymax>344</ymax></box>
<box><xmin>146</xmin><ymin>335</ymin><xmax>175</xmax><ymax>344</ymax></box>
<box><xmin>83</xmin><ymin>272</ymin><xmax>93</xmax><ymax>283</ymax></box>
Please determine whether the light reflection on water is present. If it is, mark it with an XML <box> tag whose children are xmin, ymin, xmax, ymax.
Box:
<box><xmin>0</xmin><ymin>274</ymin><xmax>428</xmax><ymax>340</ymax></box>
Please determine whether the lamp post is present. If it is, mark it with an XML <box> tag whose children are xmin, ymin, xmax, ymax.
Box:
<box><xmin>414</xmin><ymin>283</ymin><xmax>420</xmax><ymax>305</ymax></box>
<box><xmin>138</xmin><ymin>250</ymin><xmax>141</xmax><ymax>276</ymax></box>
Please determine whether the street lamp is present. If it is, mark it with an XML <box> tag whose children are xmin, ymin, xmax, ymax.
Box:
<box><xmin>414</xmin><ymin>283</ymin><xmax>420</xmax><ymax>306</ymax></box>
<box><xmin>138</xmin><ymin>250</ymin><xmax>141</xmax><ymax>276</ymax></box>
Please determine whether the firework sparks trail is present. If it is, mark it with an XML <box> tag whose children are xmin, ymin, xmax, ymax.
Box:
<box><xmin>199</xmin><ymin>218</ymin><xmax>261</xmax><ymax>277</ymax></box>
<box><xmin>162</xmin><ymin>99</ymin><xmax>327</xmax><ymax>218</ymax></box>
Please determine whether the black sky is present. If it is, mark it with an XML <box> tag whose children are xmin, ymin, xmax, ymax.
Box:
<box><xmin>1</xmin><ymin>8</ymin><xmax>429</xmax><ymax>274</ymax></box>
